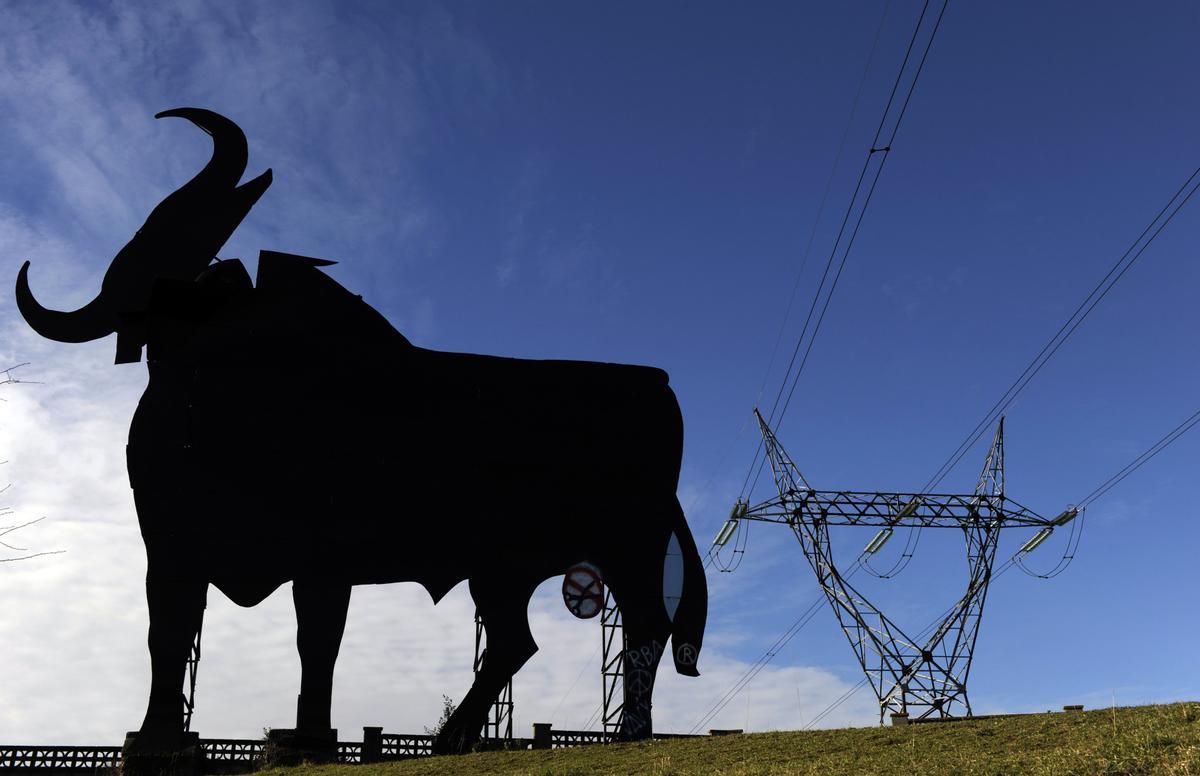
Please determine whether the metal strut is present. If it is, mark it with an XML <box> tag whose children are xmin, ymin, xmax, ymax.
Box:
<box><xmin>743</xmin><ymin>410</ymin><xmax>1053</xmax><ymax>723</ymax></box>
<box><xmin>473</xmin><ymin>610</ymin><xmax>514</xmax><ymax>741</ymax></box>
<box><xmin>600</xmin><ymin>590</ymin><xmax>625</xmax><ymax>738</ymax></box>
<box><xmin>183</xmin><ymin>613</ymin><xmax>203</xmax><ymax>732</ymax></box>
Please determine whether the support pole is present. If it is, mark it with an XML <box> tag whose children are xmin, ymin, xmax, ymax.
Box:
<box><xmin>600</xmin><ymin>590</ymin><xmax>625</xmax><ymax>738</ymax></box>
<box><xmin>183</xmin><ymin>611</ymin><xmax>203</xmax><ymax>732</ymax></box>
<box><xmin>474</xmin><ymin>610</ymin><xmax>513</xmax><ymax>741</ymax></box>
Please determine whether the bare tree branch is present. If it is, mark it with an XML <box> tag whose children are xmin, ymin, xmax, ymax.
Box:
<box><xmin>0</xmin><ymin>368</ymin><xmax>62</xmax><ymax>563</ymax></box>
<box><xmin>0</xmin><ymin>550</ymin><xmax>65</xmax><ymax>563</ymax></box>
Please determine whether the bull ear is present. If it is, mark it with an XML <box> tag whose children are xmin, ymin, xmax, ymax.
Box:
<box><xmin>15</xmin><ymin>261</ymin><xmax>117</xmax><ymax>344</ymax></box>
<box><xmin>226</xmin><ymin>168</ymin><xmax>273</xmax><ymax>226</ymax></box>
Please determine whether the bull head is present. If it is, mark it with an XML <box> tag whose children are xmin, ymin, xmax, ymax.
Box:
<box><xmin>15</xmin><ymin>108</ymin><xmax>272</xmax><ymax>363</ymax></box>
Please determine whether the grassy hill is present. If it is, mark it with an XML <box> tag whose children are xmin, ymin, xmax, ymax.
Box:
<box><xmin>268</xmin><ymin>703</ymin><xmax>1199</xmax><ymax>775</ymax></box>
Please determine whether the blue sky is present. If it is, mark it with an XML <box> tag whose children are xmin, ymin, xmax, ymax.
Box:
<box><xmin>1</xmin><ymin>0</ymin><xmax>1198</xmax><ymax>742</ymax></box>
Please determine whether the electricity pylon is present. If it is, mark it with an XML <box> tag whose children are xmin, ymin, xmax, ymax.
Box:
<box><xmin>729</xmin><ymin>411</ymin><xmax>1075</xmax><ymax>722</ymax></box>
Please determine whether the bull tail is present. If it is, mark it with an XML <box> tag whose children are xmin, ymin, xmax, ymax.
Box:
<box><xmin>664</xmin><ymin>501</ymin><xmax>707</xmax><ymax>677</ymax></box>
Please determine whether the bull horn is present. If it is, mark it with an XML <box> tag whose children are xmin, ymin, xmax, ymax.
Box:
<box><xmin>15</xmin><ymin>261</ymin><xmax>117</xmax><ymax>343</ymax></box>
<box><xmin>15</xmin><ymin>108</ymin><xmax>267</xmax><ymax>352</ymax></box>
<box><xmin>154</xmin><ymin>108</ymin><xmax>248</xmax><ymax>193</ymax></box>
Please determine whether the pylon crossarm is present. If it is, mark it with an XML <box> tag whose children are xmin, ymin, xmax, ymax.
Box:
<box><xmin>741</xmin><ymin>490</ymin><xmax>1047</xmax><ymax>528</ymax></box>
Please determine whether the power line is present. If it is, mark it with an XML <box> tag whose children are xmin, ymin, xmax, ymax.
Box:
<box><xmin>752</xmin><ymin>0</ymin><xmax>895</xmax><ymax>425</ymax></box>
<box><xmin>920</xmin><ymin>165</ymin><xmax>1200</xmax><ymax>493</ymax></box>
<box><xmin>1078</xmin><ymin>407</ymin><xmax>1200</xmax><ymax>509</ymax></box>
<box><xmin>696</xmin><ymin>0</ymin><xmax>1199</xmax><ymax>740</ymax></box>
<box><xmin>741</xmin><ymin>0</ymin><xmax>951</xmax><ymax>501</ymax></box>
<box><xmin>772</xmin><ymin>0</ymin><xmax>950</xmax><ymax>432</ymax></box>
<box><xmin>687</xmin><ymin>596</ymin><xmax>826</xmax><ymax>733</ymax></box>
<box><xmin>701</xmin><ymin>0</ymin><xmax>954</xmax><ymax>732</ymax></box>
<box><xmin>687</xmin><ymin>561</ymin><xmax>864</xmax><ymax>734</ymax></box>
<box><xmin>734</xmin><ymin>0</ymin><xmax>898</xmax><ymax>502</ymax></box>
<box><xmin>1015</xmin><ymin>405</ymin><xmax>1200</xmax><ymax>578</ymax></box>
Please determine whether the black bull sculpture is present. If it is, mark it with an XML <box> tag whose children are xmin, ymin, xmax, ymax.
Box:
<box><xmin>16</xmin><ymin>109</ymin><xmax>707</xmax><ymax>754</ymax></box>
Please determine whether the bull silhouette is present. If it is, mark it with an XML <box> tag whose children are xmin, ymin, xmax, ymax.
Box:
<box><xmin>15</xmin><ymin>108</ymin><xmax>707</xmax><ymax>755</ymax></box>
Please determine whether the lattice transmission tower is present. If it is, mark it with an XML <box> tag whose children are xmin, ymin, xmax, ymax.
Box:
<box><xmin>728</xmin><ymin>410</ymin><xmax>1076</xmax><ymax>722</ymax></box>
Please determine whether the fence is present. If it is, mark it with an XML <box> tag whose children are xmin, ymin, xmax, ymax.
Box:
<box><xmin>0</xmin><ymin>724</ymin><xmax>717</xmax><ymax>773</ymax></box>
<box><xmin>0</xmin><ymin>747</ymin><xmax>121</xmax><ymax>773</ymax></box>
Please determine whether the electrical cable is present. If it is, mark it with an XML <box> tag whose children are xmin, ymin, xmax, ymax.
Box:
<box><xmin>1013</xmin><ymin>508</ymin><xmax>1086</xmax><ymax>579</ymax></box>
<box><xmin>1015</xmin><ymin>404</ymin><xmax>1200</xmax><ymax>578</ymax></box>
<box><xmin>737</xmin><ymin>0</ymin><xmax>897</xmax><ymax>500</ymax></box>
<box><xmin>861</xmin><ymin>522</ymin><xmax>923</xmax><ymax>578</ymax></box>
<box><xmin>1077</xmin><ymin>406</ymin><xmax>1200</xmax><ymax>509</ymax></box>
<box><xmin>741</xmin><ymin>0</ymin><xmax>951</xmax><ymax>502</ymax></box>
<box><xmin>920</xmin><ymin>166</ymin><xmax>1200</xmax><ymax>494</ymax></box>
<box><xmin>686</xmin><ymin>561</ymin><xmax>864</xmax><ymax>734</ymax></box>
<box><xmin>712</xmin><ymin>513</ymin><xmax>751</xmax><ymax>572</ymax></box>
<box><xmin>772</xmin><ymin>0</ymin><xmax>950</xmax><ymax>435</ymax></box>
<box><xmin>754</xmin><ymin>0</ymin><xmax>895</xmax><ymax>426</ymax></box>
<box><xmin>803</xmin><ymin>136</ymin><xmax>1200</xmax><ymax>736</ymax></box>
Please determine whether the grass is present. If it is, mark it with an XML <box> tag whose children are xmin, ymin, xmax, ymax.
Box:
<box><xmin>262</xmin><ymin>703</ymin><xmax>1200</xmax><ymax>776</ymax></box>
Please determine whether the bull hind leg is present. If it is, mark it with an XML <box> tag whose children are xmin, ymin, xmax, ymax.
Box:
<box><xmin>605</xmin><ymin>529</ymin><xmax>675</xmax><ymax>741</ymax></box>
<box><xmin>618</xmin><ymin>625</ymin><xmax>670</xmax><ymax>740</ymax></box>
<box><xmin>293</xmin><ymin>580</ymin><xmax>352</xmax><ymax>731</ymax></box>
<box><xmin>433</xmin><ymin>578</ymin><xmax>538</xmax><ymax>755</ymax></box>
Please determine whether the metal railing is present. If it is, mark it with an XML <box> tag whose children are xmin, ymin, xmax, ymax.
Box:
<box><xmin>202</xmin><ymin>739</ymin><xmax>263</xmax><ymax>763</ymax></box>
<box><xmin>0</xmin><ymin>724</ymin><xmax>719</xmax><ymax>771</ymax></box>
<box><xmin>0</xmin><ymin>746</ymin><xmax>121</xmax><ymax>772</ymax></box>
<box><xmin>374</xmin><ymin>732</ymin><xmax>432</xmax><ymax>760</ymax></box>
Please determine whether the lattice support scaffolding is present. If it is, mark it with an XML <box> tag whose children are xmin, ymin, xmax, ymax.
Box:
<box><xmin>183</xmin><ymin>613</ymin><xmax>203</xmax><ymax>732</ymax></box>
<box><xmin>600</xmin><ymin>590</ymin><xmax>625</xmax><ymax>737</ymax></box>
<box><xmin>739</xmin><ymin>411</ymin><xmax>1063</xmax><ymax>722</ymax></box>
<box><xmin>473</xmin><ymin>610</ymin><xmax>514</xmax><ymax>741</ymax></box>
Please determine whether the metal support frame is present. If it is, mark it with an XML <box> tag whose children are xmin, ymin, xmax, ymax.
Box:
<box><xmin>743</xmin><ymin>411</ymin><xmax>1056</xmax><ymax>722</ymax></box>
<box><xmin>183</xmin><ymin>616</ymin><xmax>203</xmax><ymax>731</ymax></box>
<box><xmin>473</xmin><ymin>610</ymin><xmax>514</xmax><ymax>741</ymax></box>
<box><xmin>600</xmin><ymin>590</ymin><xmax>625</xmax><ymax>737</ymax></box>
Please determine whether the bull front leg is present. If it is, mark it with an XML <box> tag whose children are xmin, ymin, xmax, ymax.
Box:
<box><xmin>293</xmin><ymin>580</ymin><xmax>352</xmax><ymax>732</ymax></box>
<box><xmin>137</xmin><ymin>575</ymin><xmax>208</xmax><ymax>742</ymax></box>
<box><xmin>433</xmin><ymin>579</ymin><xmax>538</xmax><ymax>755</ymax></box>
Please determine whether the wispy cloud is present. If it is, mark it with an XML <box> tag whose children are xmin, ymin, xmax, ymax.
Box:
<box><xmin>497</xmin><ymin>153</ymin><xmax>549</xmax><ymax>288</ymax></box>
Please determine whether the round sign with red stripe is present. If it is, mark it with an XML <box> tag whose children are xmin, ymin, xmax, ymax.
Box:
<box><xmin>562</xmin><ymin>563</ymin><xmax>604</xmax><ymax>619</ymax></box>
